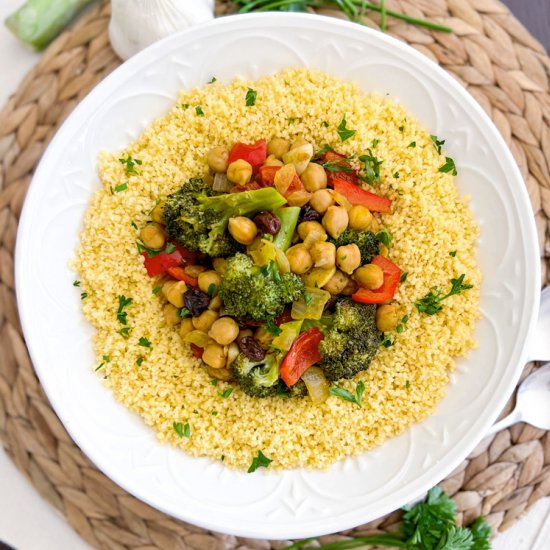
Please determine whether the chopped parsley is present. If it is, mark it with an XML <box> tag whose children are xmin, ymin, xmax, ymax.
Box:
<box><xmin>377</xmin><ymin>229</ymin><xmax>392</xmax><ymax>248</ymax></box>
<box><xmin>415</xmin><ymin>274</ymin><xmax>473</xmax><ymax>315</ymax></box>
<box><xmin>119</xmin><ymin>155</ymin><xmax>142</xmax><ymax>175</ymax></box>
<box><xmin>248</xmin><ymin>450</ymin><xmax>272</xmax><ymax>473</ymax></box>
<box><xmin>321</xmin><ymin>121</ymin><xmax>329</xmax><ymax>128</ymax></box>
<box><xmin>152</xmin><ymin>285</ymin><xmax>163</xmax><ymax>295</ymax></box>
<box><xmin>207</xmin><ymin>283</ymin><xmax>217</xmax><ymax>297</ymax></box>
<box><xmin>181</xmin><ymin>103</ymin><xmax>189</xmax><ymax>109</ymax></box>
<box><xmin>80</xmin><ymin>292</ymin><xmax>88</xmax><ymax>300</ymax></box>
<box><xmin>114</xmin><ymin>183</ymin><xmax>128</xmax><ymax>193</ymax></box>
<box><xmin>337</xmin><ymin>115</ymin><xmax>356</xmax><ymax>142</ymax></box>
<box><xmin>449</xmin><ymin>250</ymin><xmax>457</xmax><ymax>257</ymax></box>
<box><xmin>439</xmin><ymin>157</ymin><xmax>457</xmax><ymax>176</ymax></box>
<box><xmin>131</xmin><ymin>221</ymin><xmax>138</xmax><ymax>230</ymax></box>
<box><xmin>372</xmin><ymin>138</ymin><xmax>379</xmax><ymax>148</ymax></box>
<box><xmin>359</xmin><ymin>149</ymin><xmax>383</xmax><ymax>184</ymax></box>
<box><xmin>264</xmin><ymin>317</ymin><xmax>282</xmax><ymax>336</ymax></box>
<box><xmin>380</xmin><ymin>333</ymin><xmax>394</xmax><ymax>347</ymax></box>
<box><xmin>408</xmin><ymin>141</ymin><xmax>416</xmax><ymax>148</ymax></box>
<box><xmin>136</xmin><ymin>357</ymin><xmax>144</xmax><ymax>367</ymax></box>
<box><xmin>406</xmin><ymin>380</ymin><xmax>411</xmax><ymax>389</ymax></box>
<box><xmin>431</xmin><ymin>134</ymin><xmax>445</xmax><ymax>154</ymax></box>
<box><xmin>179</xmin><ymin>308</ymin><xmax>191</xmax><ymax>318</ymax></box>
<box><xmin>400</xmin><ymin>272</ymin><xmax>408</xmax><ymax>283</ymax></box>
<box><xmin>195</xmin><ymin>106</ymin><xmax>204</xmax><ymax>116</ymax></box>
<box><xmin>393</xmin><ymin>171</ymin><xmax>400</xmax><ymax>179</ymax></box>
<box><xmin>329</xmin><ymin>381</ymin><xmax>365</xmax><ymax>408</ymax></box>
<box><xmin>396</xmin><ymin>315</ymin><xmax>409</xmax><ymax>334</ymax></box>
<box><xmin>136</xmin><ymin>240</ymin><xmax>176</xmax><ymax>258</ymax></box>
<box><xmin>210</xmin><ymin>379</ymin><xmax>218</xmax><ymax>386</ymax></box>
<box><xmin>398</xmin><ymin>125</ymin><xmax>404</xmax><ymax>132</ymax></box>
<box><xmin>173</xmin><ymin>422</ymin><xmax>190</xmax><ymax>438</ymax></box>
<box><xmin>288</xmin><ymin>117</ymin><xmax>296</xmax><ymax>124</ymax></box>
<box><xmin>164</xmin><ymin>242</ymin><xmax>176</xmax><ymax>254</ymax></box>
<box><xmin>117</xmin><ymin>327</ymin><xmax>132</xmax><ymax>339</ymax></box>
<box><xmin>212</xmin><ymin>410</ymin><xmax>218</xmax><ymax>416</ymax></box>
<box><xmin>73</xmin><ymin>280</ymin><xmax>81</xmax><ymax>287</ymax></box>
<box><xmin>207</xmin><ymin>76</ymin><xmax>217</xmax><ymax>84</ymax></box>
<box><xmin>303</xmin><ymin>292</ymin><xmax>314</xmax><ymax>306</ymax></box>
<box><xmin>245</xmin><ymin>88</ymin><xmax>257</xmax><ymax>106</ymax></box>
<box><xmin>95</xmin><ymin>361</ymin><xmax>106</xmax><ymax>371</ymax></box>
<box><xmin>116</xmin><ymin>295</ymin><xmax>133</xmax><ymax>325</ymax></box>
<box><xmin>138</xmin><ymin>337</ymin><xmax>152</xmax><ymax>348</ymax></box>
<box><xmin>313</xmin><ymin>143</ymin><xmax>334</xmax><ymax>160</ymax></box>
<box><xmin>218</xmin><ymin>388</ymin><xmax>233</xmax><ymax>399</ymax></box>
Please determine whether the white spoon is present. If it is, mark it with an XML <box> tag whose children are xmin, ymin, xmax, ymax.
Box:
<box><xmin>487</xmin><ymin>286</ymin><xmax>550</xmax><ymax>435</ymax></box>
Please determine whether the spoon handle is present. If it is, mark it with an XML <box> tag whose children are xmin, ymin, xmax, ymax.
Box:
<box><xmin>486</xmin><ymin>407</ymin><xmax>523</xmax><ymax>436</ymax></box>
<box><xmin>527</xmin><ymin>286</ymin><xmax>550</xmax><ymax>362</ymax></box>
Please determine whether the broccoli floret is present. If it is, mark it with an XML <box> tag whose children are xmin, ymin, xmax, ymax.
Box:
<box><xmin>219</xmin><ymin>254</ymin><xmax>304</xmax><ymax>320</ymax></box>
<box><xmin>163</xmin><ymin>179</ymin><xmax>287</xmax><ymax>257</ymax></box>
<box><xmin>329</xmin><ymin>229</ymin><xmax>379</xmax><ymax>264</ymax></box>
<box><xmin>319</xmin><ymin>298</ymin><xmax>379</xmax><ymax>381</ymax></box>
<box><xmin>232</xmin><ymin>353</ymin><xmax>281</xmax><ymax>398</ymax></box>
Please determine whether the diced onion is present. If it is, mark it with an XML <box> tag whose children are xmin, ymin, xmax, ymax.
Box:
<box><xmin>287</xmin><ymin>190</ymin><xmax>312</xmax><ymax>207</ymax></box>
<box><xmin>301</xmin><ymin>366</ymin><xmax>330</xmax><ymax>404</ymax></box>
<box><xmin>272</xmin><ymin>320</ymin><xmax>303</xmax><ymax>352</ymax></box>
<box><xmin>292</xmin><ymin>286</ymin><xmax>331</xmax><ymax>320</ymax></box>
<box><xmin>213</xmin><ymin>172</ymin><xmax>231</xmax><ymax>192</ymax></box>
<box><xmin>184</xmin><ymin>330</ymin><xmax>214</xmax><ymax>348</ymax></box>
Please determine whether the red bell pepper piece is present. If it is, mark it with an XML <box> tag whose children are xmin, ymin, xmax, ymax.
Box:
<box><xmin>166</xmin><ymin>266</ymin><xmax>198</xmax><ymax>287</ymax></box>
<box><xmin>280</xmin><ymin>328</ymin><xmax>324</xmax><ymax>387</ymax></box>
<box><xmin>228</xmin><ymin>139</ymin><xmax>267</xmax><ymax>167</ymax></box>
<box><xmin>322</xmin><ymin>151</ymin><xmax>359</xmax><ymax>187</ymax></box>
<box><xmin>352</xmin><ymin>255</ymin><xmax>401</xmax><ymax>304</ymax></box>
<box><xmin>333</xmin><ymin>178</ymin><xmax>392</xmax><ymax>213</ymax></box>
<box><xmin>258</xmin><ymin>165</ymin><xmax>281</xmax><ymax>186</ymax></box>
<box><xmin>190</xmin><ymin>344</ymin><xmax>203</xmax><ymax>359</ymax></box>
<box><xmin>142</xmin><ymin>244</ymin><xmax>197</xmax><ymax>277</ymax></box>
<box><xmin>229</xmin><ymin>181</ymin><xmax>262</xmax><ymax>193</ymax></box>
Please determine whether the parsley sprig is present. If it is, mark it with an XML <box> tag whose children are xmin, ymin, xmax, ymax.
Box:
<box><xmin>359</xmin><ymin>149</ymin><xmax>383</xmax><ymax>184</ymax></box>
<box><xmin>285</xmin><ymin>487</ymin><xmax>491</xmax><ymax>549</ymax></box>
<box><xmin>117</xmin><ymin>295</ymin><xmax>133</xmax><ymax>325</ymax></box>
<box><xmin>119</xmin><ymin>155</ymin><xmax>142</xmax><ymax>175</ymax></box>
<box><xmin>329</xmin><ymin>381</ymin><xmax>365</xmax><ymax>408</ymax></box>
<box><xmin>415</xmin><ymin>274</ymin><xmax>473</xmax><ymax>316</ymax></box>
<box><xmin>245</xmin><ymin>88</ymin><xmax>257</xmax><ymax>106</ymax></box>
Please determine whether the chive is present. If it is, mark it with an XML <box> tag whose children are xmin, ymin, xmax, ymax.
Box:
<box><xmin>372</xmin><ymin>138</ymin><xmax>379</xmax><ymax>148</ymax></box>
<box><xmin>218</xmin><ymin>388</ymin><xmax>233</xmax><ymax>399</ymax></box>
<box><xmin>114</xmin><ymin>183</ymin><xmax>128</xmax><ymax>193</ymax></box>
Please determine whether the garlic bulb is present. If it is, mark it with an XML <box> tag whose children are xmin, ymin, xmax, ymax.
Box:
<box><xmin>109</xmin><ymin>0</ymin><xmax>215</xmax><ymax>60</ymax></box>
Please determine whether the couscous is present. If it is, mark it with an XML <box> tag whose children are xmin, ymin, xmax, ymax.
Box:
<box><xmin>74</xmin><ymin>68</ymin><xmax>481</xmax><ymax>470</ymax></box>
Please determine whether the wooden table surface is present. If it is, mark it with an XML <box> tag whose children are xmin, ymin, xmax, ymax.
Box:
<box><xmin>503</xmin><ymin>0</ymin><xmax>549</xmax><ymax>52</ymax></box>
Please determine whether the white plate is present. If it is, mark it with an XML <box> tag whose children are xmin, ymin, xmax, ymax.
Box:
<box><xmin>15</xmin><ymin>13</ymin><xmax>540</xmax><ymax>540</ymax></box>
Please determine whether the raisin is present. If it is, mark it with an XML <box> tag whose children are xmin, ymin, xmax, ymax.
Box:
<box><xmin>253</xmin><ymin>211</ymin><xmax>281</xmax><ymax>235</ymax></box>
<box><xmin>300</xmin><ymin>205</ymin><xmax>321</xmax><ymax>222</ymax></box>
<box><xmin>238</xmin><ymin>336</ymin><xmax>266</xmax><ymax>362</ymax></box>
<box><xmin>184</xmin><ymin>288</ymin><xmax>210</xmax><ymax>316</ymax></box>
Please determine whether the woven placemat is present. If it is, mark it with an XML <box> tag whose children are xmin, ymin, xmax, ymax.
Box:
<box><xmin>0</xmin><ymin>1</ymin><xmax>549</xmax><ymax>548</ymax></box>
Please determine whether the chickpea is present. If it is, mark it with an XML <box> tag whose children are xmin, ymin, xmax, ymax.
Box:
<box><xmin>207</xmin><ymin>365</ymin><xmax>233</xmax><ymax>382</ymax></box>
<box><xmin>226</xmin><ymin>342</ymin><xmax>240</xmax><ymax>366</ymax></box>
<box><xmin>323</xmin><ymin>270</ymin><xmax>350</xmax><ymax>294</ymax></box>
<box><xmin>227</xmin><ymin>159</ymin><xmax>253</xmax><ymax>186</ymax></box>
<box><xmin>163</xmin><ymin>303</ymin><xmax>181</xmax><ymax>326</ymax></box>
<box><xmin>310</xmin><ymin>189</ymin><xmax>334</xmax><ymax>214</ymax></box>
<box><xmin>228</xmin><ymin>216</ymin><xmax>258</xmax><ymax>245</ymax></box>
<box><xmin>379</xmin><ymin>243</ymin><xmax>389</xmax><ymax>257</ymax></box>
<box><xmin>192</xmin><ymin>310</ymin><xmax>219</xmax><ymax>332</ymax></box>
<box><xmin>208</xmin><ymin>317</ymin><xmax>239</xmax><ymax>346</ymax></box>
<box><xmin>376</xmin><ymin>305</ymin><xmax>400</xmax><ymax>332</ymax></box>
<box><xmin>267</xmin><ymin>137</ymin><xmax>290</xmax><ymax>159</ymax></box>
<box><xmin>341</xmin><ymin>278</ymin><xmax>358</xmax><ymax>296</ymax></box>
<box><xmin>336</xmin><ymin>244</ymin><xmax>361</xmax><ymax>275</ymax></box>
<box><xmin>298</xmin><ymin>221</ymin><xmax>326</xmax><ymax>241</ymax></box>
<box><xmin>206</xmin><ymin>146</ymin><xmax>229</xmax><ymax>173</ymax></box>
<box><xmin>263</xmin><ymin>154</ymin><xmax>284</xmax><ymax>167</ymax></box>
<box><xmin>353</xmin><ymin>264</ymin><xmax>384</xmax><ymax>290</ymax></box>
<box><xmin>179</xmin><ymin>318</ymin><xmax>195</xmax><ymax>338</ymax></box>
<box><xmin>185</xmin><ymin>265</ymin><xmax>208</xmax><ymax>278</ymax></box>
<box><xmin>286</xmin><ymin>244</ymin><xmax>313</xmax><ymax>275</ymax></box>
<box><xmin>212</xmin><ymin>257</ymin><xmax>228</xmax><ymax>276</ymax></box>
<box><xmin>310</xmin><ymin>241</ymin><xmax>336</xmax><ymax>268</ymax></box>
<box><xmin>151</xmin><ymin>201</ymin><xmax>165</xmax><ymax>224</ymax></box>
<box><xmin>198</xmin><ymin>270</ymin><xmax>221</xmax><ymax>296</ymax></box>
<box><xmin>208</xmin><ymin>295</ymin><xmax>223</xmax><ymax>311</ymax></box>
<box><xmin>301</xmin><ymin>163</ymin><xmax>327</xmax><ymax>192</ymax></box>
<box><xmin>322</xmin><ymin>206</ymin><xmax>349</xmax><ymax>239</ymax></box>
<box><xmin>348</xmin><ymin>205</ymin><xmax>373</xmax><ymax>231</ymax></box>
<box><xmin>162</xmin><ymin>280</ymin><xmax>187</xmax><ymax>308</ymax></box>
<box><xmin>237</xmin><ymin>328</ymin><xmax>254</xmax><ymax>343</ymax></box>
<box><xmin>255</xmin><ymin>327</ymin><xmax>275</xmax><ymax>350</ymax></box>
<box><xmin>202</xmin><ymin>343</ymin><xmax>226</xmax><ymax>369</ymax></box>
<box><xmin>140</xmin><ymin>223</ymin><xmax>166</xmax><ymax>250</ymax></box>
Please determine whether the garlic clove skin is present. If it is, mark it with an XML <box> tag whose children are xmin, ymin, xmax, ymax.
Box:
<box><xmin>109</xmin><ymin>0</ymin><xmax>215</xmax><ymax>61</ymax></box>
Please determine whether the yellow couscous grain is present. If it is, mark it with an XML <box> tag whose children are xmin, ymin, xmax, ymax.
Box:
<box><xmin>74</xmin><ymin>68</ymin><xmax>481</xmax><ymax>470</ymax></box>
